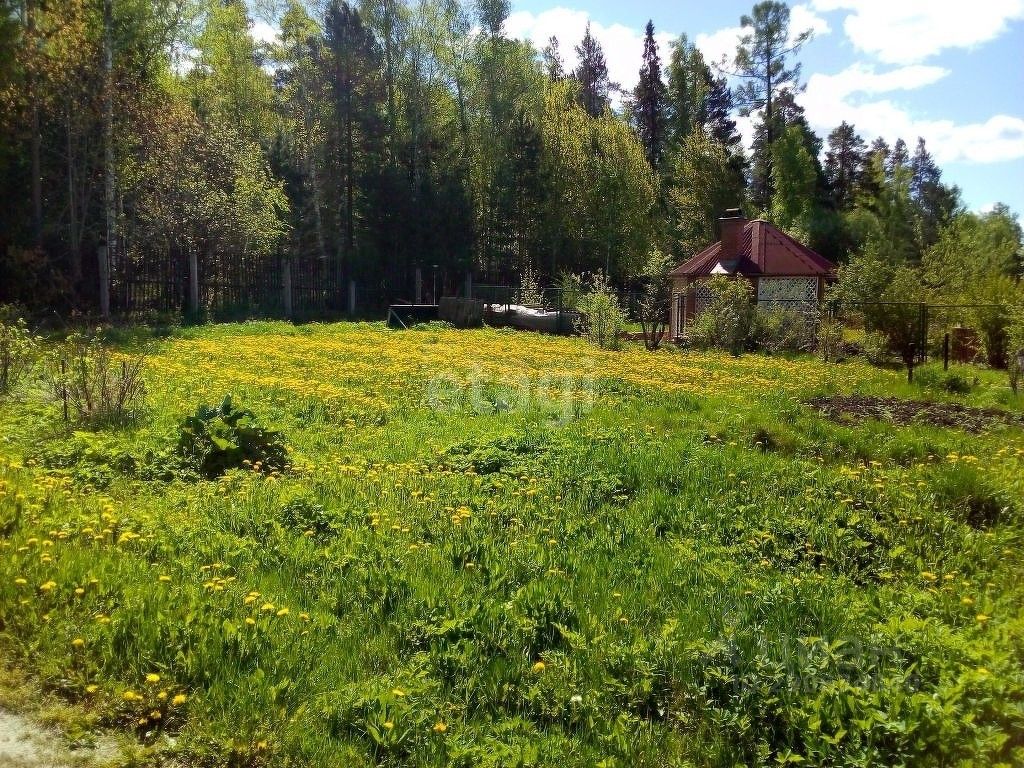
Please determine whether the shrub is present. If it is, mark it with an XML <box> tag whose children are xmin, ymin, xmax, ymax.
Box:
<box><xmin>0</xmin><ymin>314</ymin><xmax>39</xmax><ymax>396</ymax></box>
<box><xmin>861</xmin><ymin>331</ymin><xmax>889</xmax><ymax>365</ymax></box>
<box><xmin>817</xmin><ymin>317</ymin><xmax>845</xmax><ymax>362</ymax></box>
<box><xmin>1008</xmin><ymin>307</ymin><xmax>1024</xmax><ymax>395</ymax></box>
<box><xmin>914</xmin><ymin>366</ymin><xmax>975</xmax><ymax>395</ymax></box>
<box><xmin>518</xmin><ymin>263</ymin><xmax>544</xmax><ymax>307</ymax></box>
<box><xmin>688</xmin><ymin>276</ymin><xmax>755</xmax><ymax>356</ymax></box>
<box><xmin>577</xmin><ymin>270</ymin><xmax>625</xmax><ymax>350</ymax></box>
<box><xmin>177</xmin><ymin>394</ymin><xmax>289</xmax><ymax>478</ymax></box>
<box><xmin>752</xmin><ymin>307</ymin><xmax>816</xmax><ymax>354</ymax></box>
<box><xmin>46</xmin><ymin>334</ymin><xmax>146</xmax><ymax>426</ymax></box>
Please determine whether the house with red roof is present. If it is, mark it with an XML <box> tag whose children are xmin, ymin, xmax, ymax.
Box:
<box><xmin>668</xmin><ymin>209</ymin><xmax>837</xmax><ymax>338</ymax></box>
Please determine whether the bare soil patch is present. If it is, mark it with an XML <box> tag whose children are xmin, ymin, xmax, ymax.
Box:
<box><xmin>806</xmin><ymin>394</ymin><xmax>1024</xmax><ymax>433</ymax></box>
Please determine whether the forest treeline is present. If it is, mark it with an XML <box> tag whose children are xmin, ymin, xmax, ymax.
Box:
<box><xmin>0</xmin><ymin>0</ymin><xmax>1021</xmax><ymax>314</ymax></box>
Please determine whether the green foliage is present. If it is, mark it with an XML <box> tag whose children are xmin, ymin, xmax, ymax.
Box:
<box><xmin>688</xmin><ymin>276</ymin><xmax>756</xmax><ymax>356</ymax></box>
<box><xmin>914</xmin><ymin>365</ymin><xmax>976</xmax><ymax>395</ymax></box>
<box><xmin>0</xmin><ymin>313</ymin><xmax>39</xmax><ymax>396</ymax></box>
<box><xmin>668</xmin><ymin>129</ymin><xmax>747</xmax><ymax>257</ymax></box>
<box><xmin>817</xmin><ymin>317</ymin><xmax>845</xmax><ymax>362</ymax></box>
<box><xmin>635</xmin><ymin>248</ymin><xmax>674</xmax><ymax>350</ymax></box>
<box><xmin>751</xmin><ymin>306</ymin><xmax>816</xmax><ymax>354</ymax></box>
<box><xmin>518</xmin><ymin>263</ymin><xmax>544</xmax><ymax>306</ymax></box>
<box><xmin>0</xmin><ymin>323</ymin><xmax>1023</xmax><ymax>767</ymax></box>
<box><xmin>577</xmin><ymin>270</ymin><xmax>625</xmax><ymax>349</ymax></box>
<box><xmin>45</xmin><ymin>334</ymin><xmax>146</xmax><ymax>427</ymax></box>
<box><xmin>177</xmin><ymin>394</ymin><xmax>290</xmax><ymax>478</ymax></box>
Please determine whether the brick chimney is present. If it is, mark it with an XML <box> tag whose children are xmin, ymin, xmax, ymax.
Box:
<box><xmin>719</xmin><ymin>208</ymin><xmax>745</xmax><ymax>260</ymax></box>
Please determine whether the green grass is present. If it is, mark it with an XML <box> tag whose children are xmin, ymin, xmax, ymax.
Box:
<box><xmin>0</xmin><ymin>321</ymin><xmax>1022</xmax><ymax>767</ymax></box>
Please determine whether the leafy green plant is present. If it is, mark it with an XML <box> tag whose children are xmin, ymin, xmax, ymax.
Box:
<box><xmin>177</xmin><ymin>394</ymin><xmax>289</xmax><ymax>478</ymax></box>
<box><xmin>0</xmin><ymin>314</ymin><xmax>39</xmax><ymax>396</ymax></box>
<box><xmin>914</xmin><ymin>365</ymin><xmax>975</xmax><ymax>394</ymax></box>
<box><xmin>577</xmin><ymin>270</ymin><xmax>625</xmax><ymax>350</ymax></box>
<box><xmin>687</xmin><ymin>276</ymin><xmax>756</xmax><ymax>356</ymax></box>
<box><xmin>46</xmin><ymin>333</ymin><xmax>146</xmax><ymax>426</ymax></box>
<box><xmin>752</xmin><ymin>307</ymin><xmax>816</xmax><ymax>354</ymax></box>
<box><xmin>817</xmin><ymin>317</ymin><xmax>845</xmax><ymax>362</ymax></box>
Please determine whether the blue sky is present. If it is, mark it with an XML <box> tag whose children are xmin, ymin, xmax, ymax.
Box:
<box><xmin>502</xmin><ymin>1</ymin><xmax>1024</xmax><ymax>215</ymax></box>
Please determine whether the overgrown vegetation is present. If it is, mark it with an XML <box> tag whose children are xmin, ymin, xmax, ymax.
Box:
<box><xmin>45</xmin><ymin>333</ymin><xmax>147</xmax><ymax>426</ymax></box>
<box><xmin>0</xmin><ymin>322</ymin><xmax>1021</xmax><ymax>767</ymax></box>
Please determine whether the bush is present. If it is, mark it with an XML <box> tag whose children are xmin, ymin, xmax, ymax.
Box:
<box><xmin>1007</xmin><ymin>307</ymin><xmax>1024</xmax><ymax>395</ymax></box>
<box><xmin>0</xmin><ymin>313</ymin><xmax>39</xmax><ymax>396</ymax></box>
<box><xmin>577</xmin><ymin>271</ymin><xmax>625</xmax><ymax>350</ymax></box>
<box><xmin>46</xmin><ymin>334</ymin><xmax>147</xmax><ymax>426</ymax></box>
<box><xmin>688</xmin><ymin>276</ymin><xmax>755</xmax><ymax>356</ymax></box>
<box><xmin>861</xmin><ymin>331</ymin><xmax>889</xmax><ymax>365</ymax></box>
<box><xmin>914</xmin><ymin>366</ymin><xmax>976</xmax><ymax>395</ymax></box>
<box><xmin>817</xmin><ymin>317</ymin><xmax>845</xmax><ymax>362</ymax></box>
<box><xmin>177</xmin><ymin>394</ymin><xmax>289</xmax><ymax>478</ymax></box>
<box><xmin>752</xmin><ymin>307</ymin><xmax>816</xmax><ymax>354</ymax></box>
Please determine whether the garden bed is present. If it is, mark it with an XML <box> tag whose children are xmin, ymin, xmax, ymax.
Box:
<box><xmin>806</xmin><ymin>394</ymin><xmax>1024</xmax><ymax>432</ymax></box>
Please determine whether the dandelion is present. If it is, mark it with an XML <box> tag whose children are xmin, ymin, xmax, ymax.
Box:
<box><xmin>146</xmin><ymin>673</ymin><xmax>161</xmax><ymax>684</ymax></box>
<box><xmin>532</xmin><ymin>661</ymin><xmax>545</xmax><ymax>673</ymax></box>
<box><xmin>976</xmin><ymin>614</ymin><xmax>990</xmax><ymax>623</ymax></box>
<box><xmin>383</xmin><ymin>721</ymin><xmax>394</xmax><ymax>730</ymax></box>
<box><xmin>276</xmin><ymin>607</ymin><xmax>289</xmax><ymax>617</ymax></box>
<box><xmin>433</xmin><ymin>721</ymin><xmax>447</xmax><ymax>733</ymax></box>
<box><xmin>85</xmin><ymin>684</ymin><xmax>98</xmax><ymax>694</ymax></box>
<box><xmin>158</xmin><ymin>575</ymin><xmax>171</xmax><ymax>583</ymax></box>
<box><xmin>71</xmin><ymin>638</ymin><xmax>85</xmax><ymax>648</ymax></box>
<box><xmin>171</xmin><ymin>693</ymin><xmax>188</xmax><ymax>706</ymax></box>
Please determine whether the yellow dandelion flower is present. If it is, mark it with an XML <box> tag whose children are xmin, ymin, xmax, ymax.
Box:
<box><xmin>433</xmin><ymin>721</ymin><xmax>447</xmax><ymax>733</ymax></box>
<box><xmin>71</xmin><ymin>638</ymin><xmax>85</xmax><ymax>648</ymax></box>
<box><xmin>532</xmin><ymin>661</ymin><xmax>546</xmax><ymax>673</ymax></box>
<box><xmin>171</xmin><ymin>693</ymin><xmax>188</xmax><ymax>706</ymax></box>
<box><xmin>146</xmin><ymin>673</ymin><xmax>161</xmax><ymax>684</ymax></box>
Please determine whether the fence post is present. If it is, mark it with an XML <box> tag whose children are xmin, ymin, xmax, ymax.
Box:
<box><xmin>415</xmin><ymin>268</ymin><xmax>423</xmax><ymax>304</ymax></box>
<box><xmin>348</xmin><ymin>279</ymin><xmax>356</xmax><ymax>316</ymax></box>
<box><xmin>188</xmin><ymin>251</ymin><xmax>199</xmax><ymax>316</ymax></box>
<box><xmin>282</xmin><ymin>258</ymin><xmax>293</xmax><ymax>319</ymax></box>
<box><xmin>943</xmin><ymin>332</ymin><xmax>950</xmax><ymax>370</ymax></box>
<box><xmin>465</xmin><ymin>272</ymin><xmax>472</xmax><ymax>299</ymax></box>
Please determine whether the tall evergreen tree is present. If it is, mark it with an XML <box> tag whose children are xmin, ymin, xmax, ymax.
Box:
<box><xmin>824</xmin><ymin>121</ymin><xmax>868</xmax><ymax>210</ymax></box>
<box><xmin>910</xmin><ymin>136</ymin><xmax>960</xmax><ymax>251</ymax></box>
<box><xmin>573</xmin><ymin>23</ymin><xmax>609</xmax><ymax>118</ymax></box>
<box><xmin>887</xmin><ymin>138</ymin><xmax>909</xmax><ymax>179</ymax></box>
<box><xmin>632</xmin><ymin>21</ymin><xmax>667</xmax><ymax>171</ymax></box>
<box><xmin>731</xmin><ymin>1</ymin><xmax>812</xmax><ymax>209</ymax></box>
<box><xmin>541</xmin><ymin>35</ymin><xmax>564</xmax><ymax>81</ymax></box>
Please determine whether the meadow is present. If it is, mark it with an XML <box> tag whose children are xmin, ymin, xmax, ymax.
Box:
<box><xmin>0</xmin><ymin>321</ymin><xmax>1022</xmax><ymax>767</ymax></box>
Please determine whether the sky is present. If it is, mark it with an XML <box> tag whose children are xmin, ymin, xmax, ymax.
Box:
<box><xmin>500</xmin><ymin>0</ymin><xmax>1024</xmax><ymax>215</ymax></box>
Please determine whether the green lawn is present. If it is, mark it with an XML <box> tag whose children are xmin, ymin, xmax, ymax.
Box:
<box><xmin>0</xmin><ymin>321</ymin><xmax>1022</xmax><ymax>767</ymax></box>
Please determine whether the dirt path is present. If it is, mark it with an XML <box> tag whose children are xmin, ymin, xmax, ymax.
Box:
<box><xmin>0</xmin><ymin>708</ymin><xmax>116</xmax><ymax>768</ymax></box>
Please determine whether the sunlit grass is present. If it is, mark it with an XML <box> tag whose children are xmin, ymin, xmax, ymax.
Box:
<box><xmin>0</xmin><ymin>321</ymin><xmax>1021</xmax><ymax>767</ymax></box>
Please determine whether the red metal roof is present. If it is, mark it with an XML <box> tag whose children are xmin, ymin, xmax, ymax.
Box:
<box><xmin>669</xmin><ymin>219</ymin><xmax>836</xmax><ymax>278</ymax></box>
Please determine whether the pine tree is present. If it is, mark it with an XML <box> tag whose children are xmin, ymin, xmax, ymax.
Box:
<box><xmin>541</xmin><ymin>36</ymin><xmax>564</xmax><ymax>81</ymax></box>
<box><xmin>824</xmin><ymin>121</ymin><xmax>867</xmax><ymax>210</ymax></box>
<box><xmin>573</xmin><ymin>23</ymin><xmax>610</xmax><ymax>118</ymax></box>
<box><xmin>887</xmin><ymin>138</ymin><xmax>909</xmax><ymax>179</ymax></box>
<box><xmin>732</xmin><ymin>1</ymin><xmax>812</xmax><ymax>209</ymax></box>
<box><xmin>910</xmin><ymin>137</ymin><xmax>960</xmax><ymax>251</ymax></box>
<box><xmin>632</xmin><ymin>21</ymin><xmax>667</xmax><ymax>171</ymax></box>
<box><xmin>665</xmin><ymin>34</ymin><xmax>707</xmax><ymax>148</ymax></box>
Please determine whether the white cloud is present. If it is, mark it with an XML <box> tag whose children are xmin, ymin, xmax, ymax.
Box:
<box><xmin>504</xmin><ymin>7</ymin><xmax>674</xmax><ymax>99</ymax></box>
<box><xmin>802</xmin><ymin>64</ymin><xmax>1024</xmax><ymax>163</ymax></box>
<box><xmin>812</xmin><ymin>0</ymin><xmax>1024</xmax><ymax>64</ymax></box>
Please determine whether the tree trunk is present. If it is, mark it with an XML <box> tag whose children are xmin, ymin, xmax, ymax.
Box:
<box><xmin>66</xmin><ymin>107</ymin><xmax>82</xmax><ymax>284</ymax></box>
<box><xmin>26</xmin><ymin>1</ymin><xmax>42</xmax><ymax>246</ymax></box>
<box><xmin>100</xmin><ymin>0</ymin><xmax>115</xmax><ymax>318</ymax></box>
